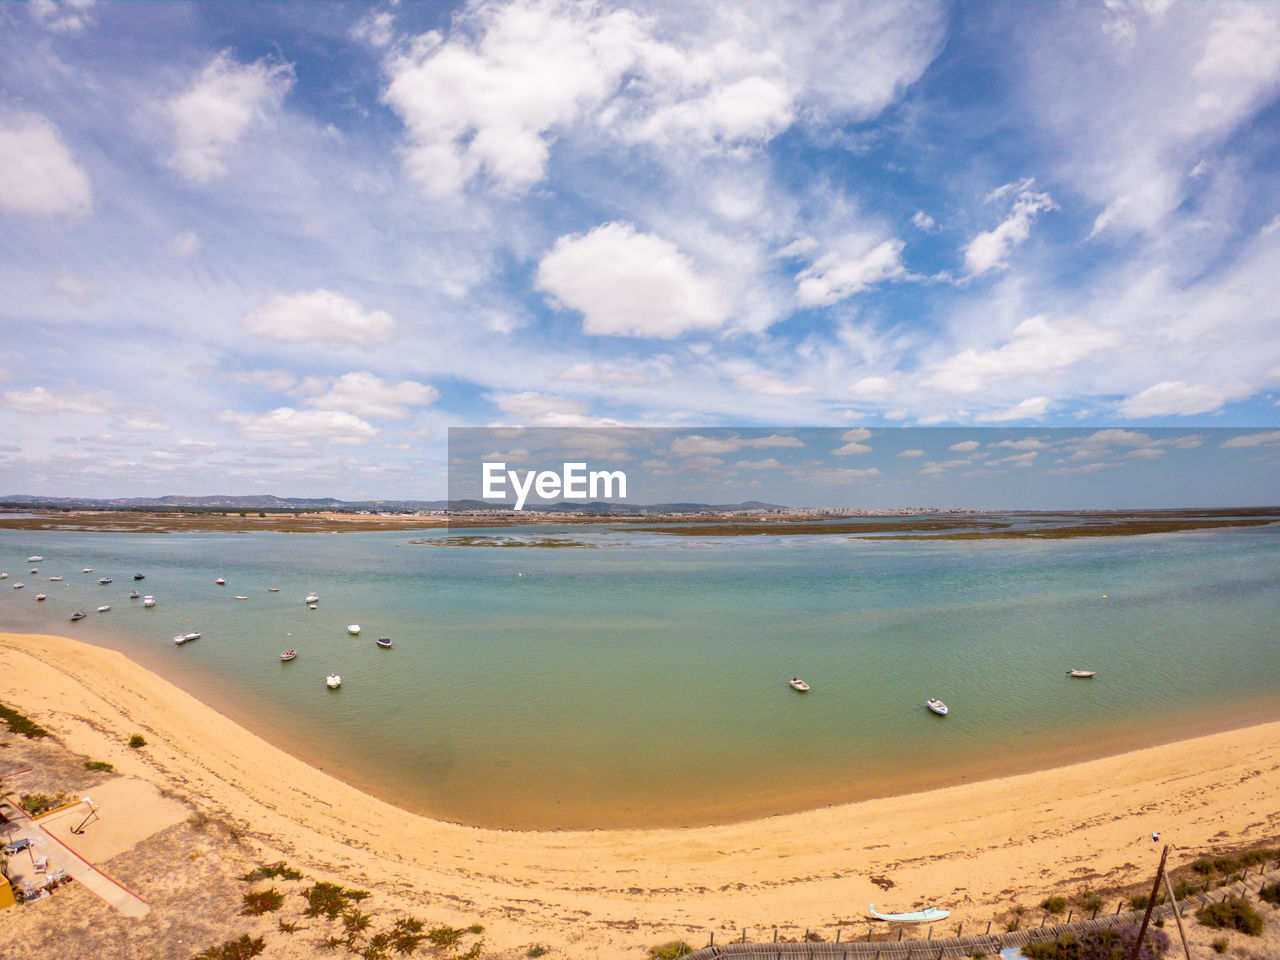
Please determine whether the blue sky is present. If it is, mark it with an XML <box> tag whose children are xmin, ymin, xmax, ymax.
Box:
<box><xmin>2</xmin><ymin>1</ymin><xmax>1280</xmax><ymax>500</ymax></box>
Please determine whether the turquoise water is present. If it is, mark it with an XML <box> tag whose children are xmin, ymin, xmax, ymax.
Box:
<box><xmin>2</xmin><ymin>523</ymin><xmax>1279</xmax><ymax>828</ymax></box>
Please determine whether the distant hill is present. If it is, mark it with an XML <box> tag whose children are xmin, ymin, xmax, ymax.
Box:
<box><xmin>0</xmin><ymin>494</ymin><xmax>787</xmax><ymax>514</ymax></box>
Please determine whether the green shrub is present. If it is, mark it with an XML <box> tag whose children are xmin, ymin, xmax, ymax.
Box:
<box><xmin>389</xmin><ymin>917</ymin><xmax>425</xmax><ymax>955</ymax></box>
<box><xmin>1211</xmin><ymin>936</ymin><xmax>1228</xmax><ymax>953</ymax></box>
<box><xmin>1196</xmin><ymin>896</ymin><xmax>1263</xmax><ymax>936</ymax></box>
<box><xmin>128</xmin><ymin>733</ymin><xmax>146</xmax><ymax>748</ymax></box>
<box><xmin>469</xmin><ymin>923</ymin><xmax>485</xmax><ymax>934</ymax></box>
<box><xmin>1041</xmin><ymin>895</ymin><xmax>1068</xmax><ymax>913</ymax></box>
<box><xmin>528</xmin><ymin>948</ymin><xmax>548</xmax><ymax>958</ymax></box>
<box><xmin>427</xmin><ymin>926</ymin><xmax>465</xmax><ymax>948</ymax></box>
<box><xmin>192</xmin><ymin>934</ymin><xmax>267</xmax><ymax>960</ymax></box>
<box><xmin>648</xmin><ymin>943</ymin><xmax>693</xmax><ymax>960</ymax></box>
<box><xmin>0</xmin><ymin>703</ymin><xmax>49</xmax><ymax>738</ymax></box>
<box><xmin>302</xmin><ymin>880</ymin><xmax>368</xmax><ymax>919</ymax></box>
<box><xmin>1078</xmin><ymin>892</ymin><xmax>1104</xmax><ymax>912</ymax></box>
<box><xmin>83</xmin><ymin>760</ymin><xmax>114</xmax><ymax>772</ymax></box>
<box><xmin>1260</xmin><ymin>880</ymin><xmax>1280</xmax><ymax>905</ymax></box>
<box><xmin>239</xmin><ymin>861</ymin><xmax>302</xmax><ymax>882</ymax></box>
<box><xmin>1192</xmin><ymin>858</ymin><xmax>1215</xmax><ymax>876</ymax></box>
<box><xmin>1022</xmin><ymin>926</ymin><xmax>1170</xmax><ymax>960</ymax></box>
<box><xmin>241</xmin><ymin>888</ymin><xmax>283</xmax><ymax>915</ymax></box>
<box><xmin>19</xmin><ymin>792</ymin><xmax>74</xmax><ymax>816</ymax></box>
<box><xmin>1212</xmin><ymin>856</ymin><xmax>1243</xmax><ymax>875</ymax></box>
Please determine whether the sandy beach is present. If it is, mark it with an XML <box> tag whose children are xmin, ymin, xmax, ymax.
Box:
<box><xmin>2</xmin><ymin>629</ymin><xmax>1279</xmax><ymax>959</ymax></box>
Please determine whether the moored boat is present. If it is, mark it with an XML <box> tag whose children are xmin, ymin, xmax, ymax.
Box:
<box><xmin>27</xmin><ymin>556</ymin><xmax>43</xmax><ymax>563</ymax></box>
<box><xmin>788</xmin><ymin>677</ymin><xmax>810</xmax><ymax>692</ymax></box>
<box><xmin>129</xmin><ymin>589</ymin><xmax>140</xmax><ymax>599</ymax></box>
<box><xmin>97</xmin><ymin>605</ymin><xmax>111</xmax><ymax>612</ymax></box>
<box><xmin>143</xmin><ymin>595</ymin><xmax>156</xmax><ymax>607</ymax></box>
<box><xmin>926</xmin><ymin>697</ymin><xmax>949</xmax><ymax>716</ymax></box>
<box><xmin>97</xmin><ymin>576</ymin><xmax>112</xmax><ymax>584</ymax></box>
<box><xmin>234</xmin><ymin>595</ymin><xmax>249</xmax><ymax>600</ymax></box>
<box><xmin>268</xmin><ymin>587</ymin><xmax>279</xmax><ymax>592</ymax></box>
<box><xmin>133</xmin><ymin>573</ymin><xmax>145</xmax><ymax>580</ymax></box>
<box><xmin>173</xmin><ymin>634</ymin><xmax>187</xmax><ymax>645</ymax></box>
<box><xmin>375</xmin><ymin>637</ymin><xmax>393</xmax><ymax>648</ymax></box>
<box><xmin>0</xmin><ymin>571</ymin><xmax>7</xmax><ymax>579</ymax></box>
<box><xmin>13</xmin><ymin>582</ymin><xmax>24</xmax><ymax>590</ymax></box>
<box><xmin>326</xmin><ymin>673</ymin><xmax>342</xmax><ymax>688</ymax></box>
<box><xmin>48</xmin><ymin>576</ymin><xmax>63</xmax><ymax>581</ymax></box>
<box><xmin>83</xmin><ymin>567</ymin><xmax>93</xmax><ymax>573</ymax></box>
<box><xmin>35</xmin><ymin>593</ymin><xmax>47</xmax><ymax>601</ymax></box>
<box><xmin>215</xmin><ymin>577</ymin><xmax>225</xmax><ymax>585</ymax></box>
<box><xmin>280</xmin><ymin>650</ymin><xmax>297</xmax><ymax>662</ymax></box>
<box><xmin>305</xmin><ymin>592</ymin><xmax>319</xmax><ymax>604</ymax></box>
<box><xmin>347</xmin><ymin>624</ymin><xmax>361</xmax><ymax>636</ymax></box>
<box><xmin>1067</xmin><ymin>668</ymin><xmax>1097</xmax><ymax>678</ymax></box>
<box><xmin>184</xmin><ymin>632</ymin><xmax>201</xmax><ymax>641</ymax></box>
<box><xmin>70</xmin><ymin>610</ymin><xmax>87</xmax><ymax>622</ymax></box>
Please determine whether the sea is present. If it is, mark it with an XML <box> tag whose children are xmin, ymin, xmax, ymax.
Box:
<box><xmin>1</xmin><ymin>520</ymin><xmax>1278</xmax><ymax>830</ymax></box>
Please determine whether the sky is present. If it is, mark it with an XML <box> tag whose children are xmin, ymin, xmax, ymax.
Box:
<box><xmin>2</xmin><ymin>0</ymin><xmax>1280</xmax><ymax>502</ymax></box>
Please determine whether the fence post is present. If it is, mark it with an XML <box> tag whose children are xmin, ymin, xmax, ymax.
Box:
<box><xmin>835</xmin><ymin>929</ymin><xmax>841</xmax><ymax>944</ymax></box>
<box><xmin>928</xmin><ymin>924</ymin><xmax>933</xmax><ymax>939</ymax></box>
<box><xmin>898</xmin><ymin>927</ymin><xmax>904</xmax><ymax>941</ymax></box>
<box><xmin>1066</xmin><ymin>910</ymin><xmax>1073</xmax><ymax>924</ymax></box>
<box><xmin>742</xmin><ymin>928</ymin><xmax>748</xmax><ymax>943</ymax></box>
<box><xmin>985</xmin><ymin>920</ymin><xmax>991</xmax><ymax>935</ymax></box>
<box><xmin>773</xmin><ymin>927</ymin><xmax>778</xmax><ymax>942</ymax></box>
<box><xmin>1116</xmin><ymin>901</ymin><xmax>1123</xmax><ymax>915</ymax></box>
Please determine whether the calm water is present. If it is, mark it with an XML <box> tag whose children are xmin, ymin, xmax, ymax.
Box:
<box><xmin>2</xmin><ymin>523</ymin><xmax>1279</xmax><ymax>829</ymax></box>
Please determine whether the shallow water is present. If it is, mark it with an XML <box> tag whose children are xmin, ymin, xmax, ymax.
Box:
<box><xmin>2</xmin><ymin>522</ymin><xmax>1278</xmax><ymax>829</ymax></box>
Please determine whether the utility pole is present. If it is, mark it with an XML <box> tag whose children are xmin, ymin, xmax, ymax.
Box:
<box><xmin>1128</xmin><ymin>844</ymin><xmax>1169</xmax><ymax>960</ymax></box>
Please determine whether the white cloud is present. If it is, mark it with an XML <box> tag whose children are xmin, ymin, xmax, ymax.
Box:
<box><xmin>912</xmin><ymin>210</ymin><xmax>936</xmax><ymax>230</ymax></box>
<box><xmin>733</xmin><ymin>371</ymin><xmax>811</xmax><ymax>396</ymax></box>
<box><xmin>963</xmin><ymin>179</ymin><xmax>1057</xmax><ymax>276</ymax></box>
<box><xmin>976</xmin><ymin>395</ymin><xmax>1053</xmax><ymax>421</ymax></box>
<box><xmin>29</xmin><ymin>0</ymin><xmax>95</xmax><ymax>33</ymax></box>
<box><xmin>1221</xmin><ymin>430</ymin><xmax>1280</xmax><ymax>449</ymax></box>
<box><xmin>243</xmin><ymin>290</ymin><xmax>396</xmax><ymax>347</ymax></box>
<box><xmin>1262</xmin><ymin>215</ymin><xmax>1280</xmax><ymax>238</ymax></box>
<box><xmin>304</xmin><ymin>372</ymin><xmax>439</xmax><ymax>420</ymax></box>
<box><xmin>168</xmin><ymin>231</ymin><xmax>200</xmax><ymax>258</ymax></box>
<box><xmin>352</xmin><ymin>10</ymin><xmax>395</xmax><ymax>47</ymax></box>
<box><xmin>537</xmin><ymin>222</ymin><xmax>729</xmax><ymax>338</ymax></box>
<box><xmin>2</xmin><ymin>386</ymin><xmax>109</xmax><ymax>414</ymax></box>
<box><xmin>112</xmin><ymin>416</ymin><xmax>172</xmax><ymax>433</ymax></box>
<box><xmin>1118</xmin><ymin>379</ymin><xmax>1252</xmax><ymax>417</ymax></box>
<box><xmin>733</xmin><ymin>457</ymin><xmax>783</xmax><ymax>470</ymax></box>
<box><xmin>993</xmin><ymin>437</ymin><xmax>1050</xmax><ymax>451</ymax></box>
<box><xmin>219</xmin><ymin>407</ymin><xmax>378</xmax><ymax>444</ymax></box>
<box><xmin>898</xmin><ymin>448</ymin><xmax>925</xmax><ymax>458</ymax></box>
<box><xmin>949</xmin><ymin>440</ymin><xmax>980</xmax><ymax>452</ymax></box>
<box><xmin>799</xmin><ymin>466</ymin><xmax>880</xmax><ymax>485</ymax></box>
<box><xmin>166</xmin><ymin>50</ymin><xmax>294</xmax><ymax>184</ymax></box>
<box><xmin>847</xmin><ymin>375</ymin><xmax>897</xmax><ymax>398</ymax></box>
<box><xmin>0</xmin><ymin>113</ymin><xmax>92</xmax><ymax>217</ymax></box>
<box><xmin>495</xmin><ymin>390</ymin><xmax>619</xmax><ymax>427</ymax></box>
<box><xmin>832</xmin><ymin>441</ymin><xmax>871</xmax><ymax>456</ymax></box>
<box><xmin>840</xmin><ymin>427</ymin><xmax>872</xmax><ymax>443</ymax></box>
<box><xmin>923</xmin><ymin>316</ymin><xmax>1117</xmax><ymax>395</ymax></box>
<box><xmin>795</xmin><ymin>239</ymin><xmax>905</xmax><ymax>307</ymax></box>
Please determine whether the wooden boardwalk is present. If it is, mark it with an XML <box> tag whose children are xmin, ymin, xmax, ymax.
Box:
<box><xmin>682</xmin><ymin>867</ymin><xmax>1278</xmax><ymax>960</ymax></box>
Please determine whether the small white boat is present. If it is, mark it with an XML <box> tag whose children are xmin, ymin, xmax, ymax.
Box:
<box><xmin>307</xmin><ymin>603</ymin><xmax>317</xmax><ymax>610</ymax></box>
<box><xmin>173</xmin><ymin>634</ymin><xmax>187</xmax><ymax>645</ymax></box>
<box><xmin>305</xmin><ymin>592</ymin><xmax>319</xmax><ymax>604</ymax></box>
<box><xmin>347</xmin><ymin>624</ymin><xmax>361</xmax><ymax>636</ymax></box>
<box><xmin>0</xmin><ymin>571</ymin><xmax>7</xmax><ymax>579</ymax></box>
<box><xmin>143</xmin><ymin>595</ymin><xmax>156</xmax><ymax>607</ymax></box>
<box><xmin>70</xmin><ymin>610</ymin><xmax>87</xmax><ymax>622</ymax></box>
<box><xmin>215</xmin><ymin>577</ymin><xmax>225</xmax><ymax>585</ymax></box>
<box><xmin>13</xmin><ymin>582</ymin><xmax>24</xmax><ymax>590</ymax></box>
<box><xmin>869</xmin><ymin>904</ymin><xmax>950</xmax><ymax>923</ymax></box>
<box><xmin>35</xmin><ymin>592</ymin><xmax>47</xmax><ymax>601</ymax></box>
<box><xmin>1067</xmin><ymin>669</ymin><xmax>1097</xmax><ymax>678</ymax></box>
<box><xmin>280</xmin><ymin>650</ymin><xmax>297</xmax><ymax>662</ymax></box>
<box><xmin>789</xmin><ymin>677</ymin><xmax>810</xmax><ymax>692</ymax></box>
<box><xmin>48</xmin><ymin>576</ymin><xmax>63</xmax><ymax>582</ymax></box>
<box><xmin>27</xmin><ymin>556</ymin><xmax>43</xmax><ymax>563</ymax></box>
<box><xmin>97</xmin><ymin>605</ymin><xmax>111</xmax><ymax>612</ymax></box>
<box><xmin>268</xmin><ymin>587</ymin><xmax>280</xmax><ymax>592</ymax></box>
<box><xmin>83</xmin><ymin>567</ymin><xmax>93</xmax><ymax>573</ymax></box>
<box><xmin>376</xmin><ymin>637</ymin><xmax>393</xmax><ymax>648</ymax></box>
<box><xmin>926</xmin><ymin>698</ymin><xmax>949</xmax><ymax>716</ymax></box>
<box><xmin>326</xmin><ymin>673</ymin><xmax>342</xmax><ymax>688</ymax></box>
<box><xmin>233</xmin><ymin>595</ymin><xmax>249</xmax><ymax>600</ymax></box>
<box><xmin>97</xmin><ymin>576</ymin><xmax>112</xmax><ymax>584</ymax></box>
<box><xmin>184</xmin><ymin>632</ymin><xmax>201</xmax><ymax>641</ymax></box>
<box><xmin>129</xmin><ymin>589</ymin><xmax>140</xmax><ymax>599</ymax></box>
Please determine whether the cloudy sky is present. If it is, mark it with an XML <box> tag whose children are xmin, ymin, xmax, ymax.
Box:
<box><xmin>3</xmin><ymin>0</ymin><xmax>1280</xmax><ymax>500</ymax></box>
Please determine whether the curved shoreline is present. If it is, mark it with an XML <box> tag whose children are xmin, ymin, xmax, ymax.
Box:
<box><xmin>3</xmin><ymin>629</ymin><xmax>1280</xmax><ymax>958</ymax></box>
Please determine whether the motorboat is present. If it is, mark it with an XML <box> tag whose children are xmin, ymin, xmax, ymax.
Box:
<box><xmin>13</xmin><ymin>582</ymin><xmax>24</xmax><ymax>590</ymax></box>
<box><xmin>215</xmin><ymin>577</ymin><xmax>225</xmax><ymax>585</ymax></box>
<box><xmin>83</xmin><ymin>567</ymin><xmax>93</xmax><ymax>573</ymax></box>
<box><xmin>133</xmin><ymin>573</ymin><xmax>145</xmax><ymax>580</ymax></box>
<box><xmin>129</xmin><ymin>590</ymin><xmax>140</xmax><ymax>599</ymax></box>
<box><xmin>280</xmin><ymin>650</ymin><xmax>297</xmax><ymax>662</ymax></box>
<box><xmin>48</xmin><ymin>576</ymin><xmax>63</xmax><ymax>582</ymax></box>
<box><xmin>97</xmin><ymin>576</ymin><xmax>112</xmax><ymax>584</ymax></box>
<box><xmin>70</xmin><ymin>610</ymin><xmax>87</xmax><ymax>622</ymax></box>
<box><xmin>347</xmin><ymin>624</ymin><xmax>361</xmax><ymax>636</ymax></box>
<box><xmin>326</xmin><ymin>673</ymin><xmax>342</xmax><ymax>688</ymax></box>
<box><xmin>97</xmin><ymin>605</ymin><xmax>111</xmax><ymax>612</ymax></box>
<box><xmin>234</xmin><ymin>595</ymin><xmax>249</xmax><ymax>600</ymax></box>
<box><xmin>1067</xmin><ymin>669</ymin><xmax>1097</xmax><ymax>678</ymax></box>
<box><xmin>305</xmin><ymin>592</ymin><xmax>319</xmax><ymax>604</ymax></box>
<box><xmin>183</xmin><ymin>632</ymin><xmax>201</xmax><ymax>641</ymax></box>
<box><xmin>27</xmin><ymin>556</ymin><xmax>43</xmax><ymax>563</ymax></box>
<box><xmin>375</xmin><ymin>637</ymin><xmax>393</xmax><ymax>648</ymax></box>
<box><xmin>35</xmin><ymin>593</ymin><xmax>47</xmax><ymax>601</ymax></box>
<box><xmin>30</xmin><ymin>568</ymin><xmax>38</xmax><ymax>574</ymax></box>
<box><xmin>307</xmin><ymin>603</ymin><xmax>317</xmax><ymax>610</ymax></box>
<box><xmin>0</xmin><ymin>571</ymin><xmax>7</xmax><ymax>579</ymax></box>
<box><xmin>926</xmin><ymin>698</ymin><xmax>949</xmax><ymax>716</ymax></box>
<box><xmin>173</xmin><ymin>634</ymin><xmax>187</xmax><ymax>645</ymax></box>
<box><xmin>268</xmin><ymin>587</ymin><xmax>280</xmax><ymax>592</ymax></box>
<box><xmin>142</xmin><ymin>595</ymin><xmax>156</xmax><ymax>607</ymax></box>
<box><xmin>788</xmin><ymin>677</ymin><xmax>810</xmax><ymax>692</ymax></box>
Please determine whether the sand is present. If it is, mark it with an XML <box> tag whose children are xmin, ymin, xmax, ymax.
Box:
<box><xmin>2</xmin><ymin>629</ymin><xmax>1279</xmax><ymax>959</ymax></box>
